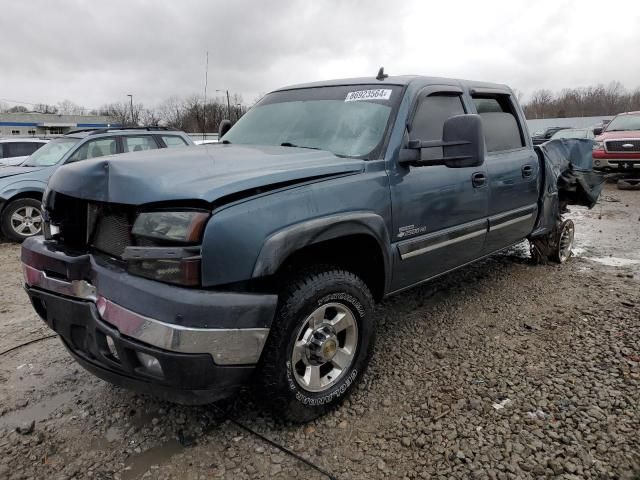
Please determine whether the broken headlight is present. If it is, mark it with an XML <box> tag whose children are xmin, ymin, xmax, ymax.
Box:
<box><xmin>128</xmin><ymin>210</ymin><xmax>210</xmax><ymax>286</ymax></box>
<box><xmin>132</xmin><ymin>210</ymin><xmax>209</xmax><ymax>243</ymax></box>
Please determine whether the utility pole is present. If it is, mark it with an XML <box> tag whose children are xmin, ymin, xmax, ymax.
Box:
<box><xmin>127</xmin><ymin>94</ymin><xmax>134</xmax><ymax>126</ymax></box>
<box><xmin>217</xmin><ymin>89</ymin><xmax>231</xmax><ymax>120</ymax></box>
<box><xmin>203</xmin><ymin>51</ymin><xmax>209</xmax><ymax>140</ymax></box>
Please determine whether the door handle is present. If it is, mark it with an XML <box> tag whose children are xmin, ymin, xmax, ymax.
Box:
<box><xmin>472</xmin><ymin>172</ymin><xmax>486</xmax><ymax>188</ymax></box>
<box><xmin>522</xmin><ymin>164</ymin><xmax>533</xmax><ymax>178</ymax></box>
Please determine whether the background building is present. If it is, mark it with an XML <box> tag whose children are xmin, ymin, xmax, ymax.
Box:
<box><xmin>0</xmin><ymin>112</ymin><xmax>118</xmax><ymax>137</ymax></box>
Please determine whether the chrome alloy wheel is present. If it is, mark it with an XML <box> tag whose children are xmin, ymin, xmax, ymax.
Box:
<box><xmin>291</xmin><ymin>302</ymin><xmax>358</xmax><ymax>392</ymax></box>
<box><xmin>10</xmin><ymin>206</ymin><xmax>43</xmax><ymax>236</ymax></box>
<box><xmin>557</xmin><ymin>220</ymin><xmax>575</xmax><ymax>263</ymax></box>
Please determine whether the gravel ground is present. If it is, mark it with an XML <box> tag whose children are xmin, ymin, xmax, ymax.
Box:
<box><xmin>0</xmin><ymin>183</ymin><xmax>638</xmax><ymax>480</ymax></box>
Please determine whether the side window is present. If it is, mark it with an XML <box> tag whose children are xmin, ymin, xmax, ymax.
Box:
<box><xmin>123</xmin><ymin>136</ymin><xmax>158</xmax><ymax>153</ymax></box>
<box><xmin>161</xmin><ymin>135</ymin><xmax>188</xmax><ymax>148</ymax></box>
<box><xmin>6</xmin><ymin>142</ymin><xmax>41</xmax><ymax>157</ymax></box>
<box><xmin>410</xmin><ymin>94</ymin><xmax>465</xmax><ymax>160</ymax></box>
<box><xmin>68</xmin><ymin>138</ymin><xmax>118</xmax><ymax>162</ymax></box>
<box><xmin>472</xmin><ymin>95</ymin><xmax>525</xmax><ymax>153</ymax></box>
<box><xmin>0</xmin><ymin>144</ymin><xmax>4</xmax><ymax>158</ymax></box>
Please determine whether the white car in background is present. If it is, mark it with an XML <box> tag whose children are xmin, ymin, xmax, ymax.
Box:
<box><xmin>0</xmin><ymin>138</ymin><xmax>49</xmax><ymax>166</ymax></box>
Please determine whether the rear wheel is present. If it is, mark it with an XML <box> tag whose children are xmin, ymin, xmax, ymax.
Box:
<box><xmin>550</xmin><ymin>219</ymin><xmax>574</xmax><ymax>264</ymax></box>
<box><xmin>1</xmin><ymin>198</ymin><xmax>43</xmax><ymax>242</ymax></box>
<box><xmin>257</xmin><ymin>268</ymin><xmax>375</xmax><ymax>423</ymax></box>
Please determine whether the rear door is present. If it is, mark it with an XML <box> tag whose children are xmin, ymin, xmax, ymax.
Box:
<box><xmin>470</xmin><ymin>92</ymin><xmax>539</xmax><ymax>253</ymax></box>
<box><xmin>389</xmin><ymin>86</ymin><xmax>489</xmax><ymax>291</ymax></box>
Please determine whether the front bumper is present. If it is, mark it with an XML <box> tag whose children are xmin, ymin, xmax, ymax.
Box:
<box><xmin>22</xmin><ymin>236</ymin><xmax>278</xmax><ymax>404</ymax></box>
<box><xmin>592</xmin><ymin>158</ymin><xmax>640</xmax><ymax>171</ymax></box>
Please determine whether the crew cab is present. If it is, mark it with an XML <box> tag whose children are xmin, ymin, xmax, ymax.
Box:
<box><xmin>592</xmin><ymin>111</ymin><xmax>640</xmax><ymax>172</ymax></box>
<box><xmin>21</xmin><ymin>74</ymin><xmax>596</xmax><ymax>422</ymax></box>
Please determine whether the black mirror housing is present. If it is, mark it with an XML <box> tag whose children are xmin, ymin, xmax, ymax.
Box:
<box><xmin>400</xmin><ymin>114</ymin><xmax>485</xmax><ymax>168</ymax></box>
<box><xmin>441</xmin><ymin>114</ymin><xmax>485</xmax><ymax>168</ymax></box>
<box><xmin>218</xmin><ymin>119</ymin><xmax>232</xmax><ymax>139</ymax></box>
<box><xmin>593</xmin><ymin>127</ymin><xmax>603</xmax><ymax>136</ymax></box>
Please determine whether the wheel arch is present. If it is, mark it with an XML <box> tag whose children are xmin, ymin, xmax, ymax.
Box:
<box><xmin>0</xmin><ymin>189</ymin><xmax>44</xmax><ymax>214</ymax></box>
<box><xmin>253</xmin><ymin>212</ymin><xmax>392</xmax><ymax>300</ymax></box>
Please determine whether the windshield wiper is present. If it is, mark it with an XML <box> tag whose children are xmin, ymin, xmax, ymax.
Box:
<box><xmin>222</xmin><ymin>139</ymin><xmax>232</xmax><ymax>144</ymax></box>
<box><xmin>280</xmin><ymin>142</ymin><xmax>321</xmax><ymax>150</ymax></box>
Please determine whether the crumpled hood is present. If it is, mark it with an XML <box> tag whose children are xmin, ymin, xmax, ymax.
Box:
<box><xmin>0</xmin><ymin>165</ymin><xmax>45</xmax><ymax>179</ymax></box>
<box><xmin>47</xmin><ymin>144</ymin><xmax>365</xmax><ymax>205</ymax></box>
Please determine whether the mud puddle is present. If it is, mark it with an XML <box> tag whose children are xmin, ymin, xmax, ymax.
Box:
<box><xmin>0</xmin><ymin>390</ymin><xmax>77</xmax><ymax>429</ymax></box>
<box><xmin>122</xmin><ymin>438</ymin><xmax>184</xmax><ymax>480</ymax></box>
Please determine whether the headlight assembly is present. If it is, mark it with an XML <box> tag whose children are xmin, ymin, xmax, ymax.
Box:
<box><xmin>132</xmin><ymin>210</ymin><xmax>209</xmax><ymax>243</ymax></box>
<box><xmin>127</xmin><ymin>210</ymin><xmax>210</xmax><ymax>286</ymax></box>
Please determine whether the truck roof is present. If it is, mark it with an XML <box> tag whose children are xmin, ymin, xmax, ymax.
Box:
<box><xmin>274</xmin><ymin>75</ymin><xmax>512</xmax><ymax>94</ymax></box>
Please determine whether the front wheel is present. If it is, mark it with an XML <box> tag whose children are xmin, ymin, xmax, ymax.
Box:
<box><xmin>257</xmin><ymin>268</ymin><xmax>375</xmax><ymax>423</ymax></box>
<box><xmin>1</xmin><ymin>198</ymin><xmax>43</xmax><ymax>242</ymax></box>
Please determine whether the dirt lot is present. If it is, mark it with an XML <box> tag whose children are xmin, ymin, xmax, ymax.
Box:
<box><xmin>1</xmin><ymin>183</ymin><xmax>638</xmax><ymax>480</ymax></box>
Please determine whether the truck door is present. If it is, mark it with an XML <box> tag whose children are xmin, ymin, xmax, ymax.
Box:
<box><xmin>388</xmin><ymin>86</ymin><xmax>489</xmax><ymax>292</ymax></box>
<box><xmin>470</xmin><ymin>93</ymin><xmax>539</xmax><ymax>253</ymax></box>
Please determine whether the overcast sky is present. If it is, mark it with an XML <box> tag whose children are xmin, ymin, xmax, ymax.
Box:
<box><xmin>1</xmin><ymin>0</ymin><xmax>639</xmax><ymax>110</ymax></box>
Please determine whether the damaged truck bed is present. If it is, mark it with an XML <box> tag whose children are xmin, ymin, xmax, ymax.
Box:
<box><xmin>21</xmin><ymin>74</ymin><xmax>603</xmax><ymax>422</ymax></box>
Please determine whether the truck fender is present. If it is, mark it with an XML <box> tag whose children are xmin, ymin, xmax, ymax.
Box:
<box><xmin>252</xmin><ymin>211</ymin><xmax>392</xmax><ymax>280</ymax></box>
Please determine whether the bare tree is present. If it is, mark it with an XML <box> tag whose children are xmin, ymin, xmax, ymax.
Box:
<box><xmin>100</xmin><ymin>102</ymin><xmax>143</xmax><ymax>126</ymax></box>
<box><xmin>7</xmin><ymin>105</ymin><xmax>29</xmax><ymax>113</ymax></box>
<box><xmin>57</xmin><ymin>100</ymin><xmax>86</xmax><ymax>115</ymax></box>
<box><xmin>34</xmin><ymin>103</ymin><xmax>59</xmax><ymax>114</ymax></box>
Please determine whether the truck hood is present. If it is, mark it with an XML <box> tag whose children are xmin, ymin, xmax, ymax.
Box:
<box><xmin>597</xmin><ymin>130</ymin><xmax>640</xmax><ymax>140</ymax></box>
<box><xmin>0</xmin><ymin>165</ymin><xmax>45</xmax><ymax>179</ymax></box>
<box><xmin>47</xmin><ymin>144</ymin><xmax>365</xmax><ymax>205</ymax></box>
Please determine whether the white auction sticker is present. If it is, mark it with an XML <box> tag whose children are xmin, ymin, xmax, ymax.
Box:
<box><xmin>345</xmin><ymin>89</ymin><xmax>392</xmax><ymax>102</ymax></box>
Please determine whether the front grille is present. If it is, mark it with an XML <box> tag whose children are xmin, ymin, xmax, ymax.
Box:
<box><xmin>606</xmin><ymin>139</ymin><xmax>640</xmax><ymax>153</ymax></box>
<box><xmin>91</xmin><ymin>212</ymin><xmax>133</xmax><ymax>258</ymax></box>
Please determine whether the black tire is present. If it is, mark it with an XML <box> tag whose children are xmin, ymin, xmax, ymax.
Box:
<box><xmin>550</xmin><ymin>219</ymin><xmax>574</xmax><ymax>264</ymax></box>
<box><xmin>617</xmin><ymin>179</ymin><xmax>640</xmax><ymax>190</ymax></box>
<box><xmin>257</xmin><ymin>267</ymin><xmax>375</xmax><ymax>423</ymax></box>
<box><xmin>1</xmin><ymin>198</ymin><xmax>43</xmax><ymax>242</ymax></box>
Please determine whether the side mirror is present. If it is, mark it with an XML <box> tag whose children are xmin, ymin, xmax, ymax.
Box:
<box><xmin>593</xmin><ymin>127</ymin><xmax>603</xmax><ymax>136</ymax></box>
<box><xmin>399</xmin><ymin>114</ymin><xmax>485</xmax><ymax>168</ymax></box>
<box><xmin>218</xmin><ymin>119</ymin><xmax>232</xmax><ymax>139</ymax></box>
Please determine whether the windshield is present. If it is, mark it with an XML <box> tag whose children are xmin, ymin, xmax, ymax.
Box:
<box><xmin>223</xmin><ymin>85</ymin><xmax>402</xmax><ymax>158</ymax></box>
<box><xmin>23</xmin><ymin>138</ymin><xmax>79</xmax><ymax>167</ymax></box>
<box><xmin>605</xmin><ymin>114</ymin><xmax>640</xmax><ymax>132</ymax></box>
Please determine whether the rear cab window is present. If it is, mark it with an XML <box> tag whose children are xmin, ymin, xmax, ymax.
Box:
<box><xmin>471</xmin><ymin>94</ymin><xmax>526</xmax><ymax>153</ymax></box>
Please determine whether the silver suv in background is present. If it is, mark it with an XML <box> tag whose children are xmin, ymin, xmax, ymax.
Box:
<box><xmin>0</xmin><ymin>127</ymin><xmax>194</xmax><ymax>241</ymax></box>
<box><xmin>0</xmin><ymin>138</ymin><xmax>49</xmax><ymax>167</ymax></box>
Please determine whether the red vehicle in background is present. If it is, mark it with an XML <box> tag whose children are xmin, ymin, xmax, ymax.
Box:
<box><xmin>592</xmin><ymin>112</ymin><xmax>640</xmax><ymax>173</ymax></box>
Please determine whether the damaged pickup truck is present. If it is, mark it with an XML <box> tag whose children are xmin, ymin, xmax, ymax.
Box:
<box><xmin>21</xmin><ymin>73</ymin><xmax>603</xmax><ymax>422</ymax></box>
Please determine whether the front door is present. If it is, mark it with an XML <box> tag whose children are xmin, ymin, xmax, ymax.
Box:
<box><xmin>389</xmin><ymin>87</ymin><xmax>489</xmax><ymax>292</ymax></box>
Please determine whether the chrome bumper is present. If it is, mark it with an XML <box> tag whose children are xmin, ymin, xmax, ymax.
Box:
<box><xmin>23</xmin><ymin>264</ymin><xmax>270</xmax><ymax>366</ymax></box>
<box><xmin>593</xmin><ymin>158</ymin><xmax>640</xmax><ymax>169</ymax></box>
